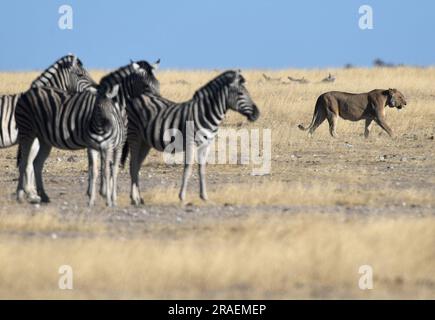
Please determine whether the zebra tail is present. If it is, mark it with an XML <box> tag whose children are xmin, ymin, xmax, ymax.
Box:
<box><xmin>120</xmin><ymin>141</ymin><xmax>129</xmax><ymax>169</ymax></box>
<box><xmin>16</xmin><ymin>144</ymin><xmax>21</xmax><ymax>168</ymax></box>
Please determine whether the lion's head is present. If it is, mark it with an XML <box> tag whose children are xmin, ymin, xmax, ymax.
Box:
<box><xmin>385</xmin><ymin>88</ymin><xmax>407</xmax><ymax>109</ymax></box>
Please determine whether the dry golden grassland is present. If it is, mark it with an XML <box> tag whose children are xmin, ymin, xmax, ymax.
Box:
<box><xmin>0</xmin><ymin>67</ymin><xmax>434</xmax><ymax>299</ymax></box>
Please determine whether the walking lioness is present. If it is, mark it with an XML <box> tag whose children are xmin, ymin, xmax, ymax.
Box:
<box><xmin>298</xmin><ymin>89</ymin><xmax>407</xmax><ymax>138</ymax></box>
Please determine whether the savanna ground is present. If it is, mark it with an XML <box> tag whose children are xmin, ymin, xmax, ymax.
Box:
<box><xmin>0</xmin><ymin>67</ymin><xmax>434</xmax><ymax>299</ymax></box>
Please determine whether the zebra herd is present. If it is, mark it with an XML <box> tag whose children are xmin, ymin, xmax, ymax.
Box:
<box><xmin>0</xmin><ymin>54</ymin><xmax>260</xmax><ymax>207</ymax></box>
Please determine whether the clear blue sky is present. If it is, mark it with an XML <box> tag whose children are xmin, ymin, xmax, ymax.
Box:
<box><xmin>0</xmin><ymin>0</ymin><xmax>433</xmax><ymax>70</ymax></box>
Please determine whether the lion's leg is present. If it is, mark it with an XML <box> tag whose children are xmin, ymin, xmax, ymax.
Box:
<box><xmin>327</xmin><ymin>113</ymin><xmax>339</xmax><ymax>138</ymax></box>
<box><xmin>364</xmin><ymin>119</ymin><xmax>373</xmax><ymax>138</ymax></box>
<box><xmin>375</xmin><ymin>117</ymin><xmax>394</xmax><ymax>138</ymax></box>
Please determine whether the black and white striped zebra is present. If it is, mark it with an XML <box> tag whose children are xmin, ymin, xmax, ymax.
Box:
<box><xmin>121</xmin><ymin>70</ymin><xmax>260</xmax><ymax>205</ymax></box>
<box><xmin>15</xmin><ymin>61</ymin><xmax>159</xmax><ymax>206</ymax></box>
<box><xmin>89</xmin><ymin>59</ymin><xmax>160</xmax><ymax>202</ymax></box>
<box><xmin>0</xmin><ymin>54</ymin><xmax>95</xmax><ymax>149</ymax></box>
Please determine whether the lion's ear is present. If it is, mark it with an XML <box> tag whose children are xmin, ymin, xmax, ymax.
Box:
<box><xmin>383</xmin><ymin>90</ymin><xmax>391</xmax><ymax>97</ymax></box>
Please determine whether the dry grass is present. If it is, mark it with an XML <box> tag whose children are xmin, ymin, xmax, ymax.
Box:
<box><xmin>0</xmin><ymin>213</ymin><xmax>434</xmax><ymax>299</ymax></box>
<box><xmin>0</xmin><ymin>67</ymin><xmax>434</xmax><ymax>299</ymax></box>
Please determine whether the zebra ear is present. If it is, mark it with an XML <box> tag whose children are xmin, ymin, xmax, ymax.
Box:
<box><xmin>152</xmin><ymin>59</ymin><xmax>160</xmax><ymax>70</ymax></box>
<box><xmin>231</xmin><ymin>70</ymin><xmax>244</xmax><ymax>85</ymax></box>
<box><xmin>238</xmin><ymin>74</ymin><xmax>246</xmax><ymax>84</ymax></box>
<box><xmin>87</xmin><ymin>87</ymin><xmax>98</xmax><ymax>95</ymax></box>
<box><xmin>106</xmin><ymin>85</ymin><xmax>119</xmax><ymax>99</ymax></box>
<box><xmin>132</xmin><ymin>62</ymin><xmax>140</xmax><ymax>70</ymax></box>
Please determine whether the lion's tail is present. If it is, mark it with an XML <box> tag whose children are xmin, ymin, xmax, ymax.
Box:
<box><xmin>298</xmin><ymin>97</ymin><xmax>322</xmax><ymax>132</ymax></box>
<box><xmin>297</xmin><ymin>123</ymin><xmax>310</xmax><ymax>131</ymax></box>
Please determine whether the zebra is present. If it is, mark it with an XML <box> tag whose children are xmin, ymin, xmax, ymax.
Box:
<box><xmin>15</xmin><ymin>61</ymin><xmax>160</xmax><ymax>206</ymax></box>
<box><xmin>89</xmin><ymin>59</ymin><xmax>160</xmax><ymax>202</ymax></box>
<box><xmin>121</xmin><ymin>70</ymin><xmax>260</xmax><ymax>205</ymax></box>
<box><xmin>0</xmin><ymin>54</ymin><xmax>96</xmax><ymax>149</ymax></box>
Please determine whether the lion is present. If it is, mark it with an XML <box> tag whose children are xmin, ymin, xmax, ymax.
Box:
<box><xmin>298</xmin><ymin>88</ymin><xmax>407</xmax><ymax>138</ymax></box>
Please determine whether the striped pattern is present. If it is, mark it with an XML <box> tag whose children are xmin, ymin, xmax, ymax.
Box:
<box><xmin>89</xmin><ymin>60</ymin><xmax>160</xmax><ymax>201</ymax></box>
<box><xmin>0</xmin><ymin>94</ymin><xmax>20</xmax><ymax>147</ymax></box>
<box><xmin>122</xmin><ymin>70</ymin><xmax>260</xmax><ymax>205</ymax></box>
<box><xmin>0</xmin><ymin>54</ymin><xmax>95</xmax><ymax>149</ymax></box>
<box><xmin>30</xmin><ymin>55</ymin><xmax>95</xmax><ymax>92</ymax></box>
<box><xmin>15</xmin><ymin>62</ymin><xmax>159</xmax><ymax>207</ymax></box>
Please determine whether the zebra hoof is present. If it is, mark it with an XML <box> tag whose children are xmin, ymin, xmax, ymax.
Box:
<box><xmin>200</xmin><ymin>194</ymin><xmax>208</xmax><ymax>201</ymax></box>
<box><xmin>28</xmin><ymin>194</ymin><xmax>41</xmax><ymax>204</ymax></box>
<box><xmin>17</xmin><ymin>190</ymin><xmax>26</xmax><ymax>203</ymax></box>
<box><xmin>178</xmin><ymin>192</ymin><xmax>186</xmax><ymax>202</ymax></box>
<box><xmin>130</xmin><ymin>194</ymin><xmax>144</xmax><ymax>206</ymax></box>
<box><xmin>40</xmin><ymin>194</ymin><xmax>51</xmax><ymax>203</ymax></box>
<box><xmin>130</xmin><ymin>199</ymin><xmax>141</xmax><ymax>206</ymax></box>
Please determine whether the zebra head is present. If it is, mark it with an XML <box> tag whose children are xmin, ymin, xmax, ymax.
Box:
<box><xmin>65</xmin><ymin>55</ymin><xmax>97</xmax><ymax>92</ymax></box>
<box><xmin>227</xmin><ymin>70</ymin><xmax>260</xmax><ymax>122</ymax></box>
<box><xmin>92</xmin><ymin>84</ymin><xmax>121</xmax><ymax>133</ymax></box>
<box><xmin>31</xmin><ymin>54</ymin><xmax>96</xmax><ymax>92</ymax></box>
<box><xmin>129</xmin><ymin>59</ymin><xmax>161</xmax><ymax>96</ymax></box>
<box><xmin>97</xmin><ymin>60</ymin><xmax>161</xmax><ymax>102</ymax></box>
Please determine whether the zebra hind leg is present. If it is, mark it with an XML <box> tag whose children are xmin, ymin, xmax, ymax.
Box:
<box><xmin>110</xmin><ymin>147</ymin><xmax>123</xmax><ymax>207</ymax></box>
<box><xmin>17</xmin><ymin>138</ymin><xmax>40</xmax><ymax>204</ymax></box>
<box><xmin>17</xmin><ymin>139</ymin><xmax>39</xmax><ymax>202</ymax></box>
<box><xmin>87</xmin><ymin>149</ymin><xmax>99</xmax><ymax>207</ymax></box>
<box><xmin>33</xmin><ymin>141</ymin><xmax>52</xmax><ymax>203</ymax></box>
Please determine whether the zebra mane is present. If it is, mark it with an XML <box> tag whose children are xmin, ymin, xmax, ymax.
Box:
<box><xmin>31</xmin><ymin>55</ymin><xmax>83</xmax><ymax>87</ymax></box>
<box><xmin>193</xmin><ymin>70</ymin><xmax>239</xmax><ymax>101</ymax></box>
<box><xmin>98</xmin><ymin>63</ymin><xmax>137</xmax><ymax>86</ymax></box>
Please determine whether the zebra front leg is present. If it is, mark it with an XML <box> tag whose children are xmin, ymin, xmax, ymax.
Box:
<box><xmin>33</xmin><ymin>142</ymin><xmax>52</xmax><ymax>203</ymax></box>
<box><xmin>87</xmin><ymin>149</ymin><xmax>100</xmax><ymax>207</ymax></box>
<box><xmin>99</xmin><ymin>159</ymin><xmax>107</xmax><ymax>198</ymax></box>
<box><xmin>86</xmin><ymin>149</ymin><xmax>93</xmax><ymax>197</ymax></box>
<box><xmin>103</xmin><ymin>150</ymin><xmax>114</xmax><ymax>207</ymax></box>
<box><xmin>129</xmin><ymin>141</ymin><xmax>151</xmax><ymax>206</ymax></box>
<box><xmin>179</xmin><ymin>144</ymin><xmax>195</xmax><ymax>202</ymax></box>
<box><xmin>110</xmin><ymin>149</ymin><xmax>122</xmax><ymax>207</ymax></box>
<box><xmin>197</xmin><ymin>144</ymin><xmax>211</xmax><ymax>201</ymax></box>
